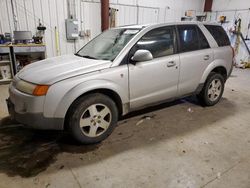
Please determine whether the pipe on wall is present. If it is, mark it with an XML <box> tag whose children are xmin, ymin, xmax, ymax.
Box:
<box><xmin>101</xmin><ymin>0</ymin><xmax>109</xmax><ymax>31</ymax></box>
<box><xmin>204</xmin><ymin>0</ymin><xmax>213</xmax><ymax>12</ymax></box>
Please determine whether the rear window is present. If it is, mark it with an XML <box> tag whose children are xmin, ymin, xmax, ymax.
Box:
<box><xmin>204</xmin><ymin>25</ymin><xmax>230</xmax><ymax>47</ymax></box>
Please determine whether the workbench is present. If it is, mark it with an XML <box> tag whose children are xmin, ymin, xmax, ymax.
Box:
<box><xmin>0</xmin><ymin>43</ymin><xmax>46</xmax><ymax>84</ymax></box>
<box><xmin>0</xmin><ymin>45</ymin><xmax>14</xmax><ymax>84</ymax></box>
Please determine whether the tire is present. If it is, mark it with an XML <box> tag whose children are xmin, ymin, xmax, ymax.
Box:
<box><xmin>67</xmin><ymin>93</ymin><xmax>118</xmax><ymax>144</ymax></box>
<box><xmin>197</xmin><ymin>72</ymin><xmax>225</xmax><ymax>106</ymax></box>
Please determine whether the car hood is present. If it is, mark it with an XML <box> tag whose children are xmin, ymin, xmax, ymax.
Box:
<box><xmin>17</xmin><ymin>54</ymin><xmax>112</xmax><ymax>84</ymax></box>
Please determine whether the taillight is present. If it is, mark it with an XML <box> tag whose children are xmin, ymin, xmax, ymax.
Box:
<box><xmin>231</xmin><ymin>46</ymin><xmax>235</xmax><ymax>58</ymax></box>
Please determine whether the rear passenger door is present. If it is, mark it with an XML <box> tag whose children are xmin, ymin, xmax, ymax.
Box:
<box><xmin>204</xmin><ymin>25</ymin><xmax>233</xmax><ymax>74</ymax></box>
<box><xmin>177</xmin><ymin>24</ymin><xmax>213</xmax><ymax>96</ymax></box>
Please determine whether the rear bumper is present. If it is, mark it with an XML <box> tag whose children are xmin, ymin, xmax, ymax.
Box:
<box><xmin>6</xmin><ymin>98</ymin><xmax>64</xmax><ymax>130</ymax></box>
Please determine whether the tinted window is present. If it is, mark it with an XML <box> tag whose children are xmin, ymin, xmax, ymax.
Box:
<box><xmin>132</xmin><ymin>26</ymin><xmax>176</xmax><ymax>58</ymax></box>
<box><xmin>204</xmin><ymin>25</ymin><xmax>230</xmax><ymax>47</ymax></box>
<box><xmin>197</xmin><ymin>27</ymin><xmax>210</xmax><ymax>49</ymax></box>
<box><xmin>177</xmin><ymin>25</ymin><xmax>200</xmax><ymax>52</ymax></box>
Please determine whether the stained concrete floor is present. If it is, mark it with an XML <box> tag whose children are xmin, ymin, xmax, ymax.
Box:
<box><xmin>0</xmin><ymin>68</ymin><xmax>249</xmax><ymax>188</ymax></box>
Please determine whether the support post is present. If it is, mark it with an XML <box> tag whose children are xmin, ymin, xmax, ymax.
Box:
<box><xmin>101</xmin><ymin>0</ymin><xmax>109</xmax><ymax>31</ymax></box>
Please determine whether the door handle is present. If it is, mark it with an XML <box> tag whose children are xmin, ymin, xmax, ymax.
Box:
<box><xmin>204</xmin><ymin>55</ymin><xmax>210</xmax><ymax>60</ymax></box>
<box><xmin>167</xmin><ymin>61</ymin><xmax>176</xmax><ymax>67</ymax></box>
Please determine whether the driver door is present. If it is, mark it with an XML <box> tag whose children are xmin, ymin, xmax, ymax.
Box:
<box><xmin>128</xmin><ymin>26</ymin><xmax>180</xmax><ymax>109</ymax></box>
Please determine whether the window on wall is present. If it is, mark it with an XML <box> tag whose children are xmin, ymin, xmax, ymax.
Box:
<box><xmin>177</xmin><ymin>25</ymin><xmax>200</xmax><ymax>53</ymax></box>
<box><xmin>131</xmin><ymin>26</ymin><xmax>176</xmax><ymax>58</ymax></box>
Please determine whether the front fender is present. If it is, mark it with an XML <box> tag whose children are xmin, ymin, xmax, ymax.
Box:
<box><xmin>52</xmin><ymin>79</ymin><xmax>128</xmax><ymax>118</ymax></box>
<box><xmin>200</xmin><ymin>59</ymin><xmax>230</xmax><ymax>83</ymax></box>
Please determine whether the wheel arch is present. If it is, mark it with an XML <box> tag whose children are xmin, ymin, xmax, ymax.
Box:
<box><xmin>200</xmin><ymin>60</ymin><xmax>229</xmax><ymax>84</ymax></box>
<box><xmin>52</xmin><ymin>80</ymin><xmax>128</xmax><ymax>129</ymax></box>
<box><xmin>63</xmin><ymin>88</ymin><xmax>124</xmax><ymax>130</ymax></box>
<box><xmin>210</xmin><ymin>66</ymin><xmax>227</xmax><ymax>81</ymax></box>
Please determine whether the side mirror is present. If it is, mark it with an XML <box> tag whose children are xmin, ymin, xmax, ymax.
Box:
<box><xmin>131</xmin><ymin>49</ymin><xmax>153</xmax><ymax>63</ymax></box>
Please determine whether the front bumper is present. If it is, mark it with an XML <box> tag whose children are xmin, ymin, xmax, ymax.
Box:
<box><xmin>7</xmin><ymin>81</ymin><xmax>65</xmax><ymax>130</ymax></box>
<box><xmin>6</xmin><ymin>98</ymin><xmax>64</xmax><ymax>130</ymax></box>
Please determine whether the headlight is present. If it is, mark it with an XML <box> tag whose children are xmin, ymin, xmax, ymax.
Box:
<box><xmin>16</xmin><ymin>80</ymin><xmax>50</xmax><ymax>96</ymax></box>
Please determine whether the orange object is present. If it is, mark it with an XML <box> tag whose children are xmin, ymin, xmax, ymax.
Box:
<box><xmin>33</xmin><ymin>85</ymin><xmax>50</xmax><ymax>96</ymax></box>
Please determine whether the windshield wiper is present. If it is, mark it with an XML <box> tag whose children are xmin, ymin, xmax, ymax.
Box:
<box><xmin>80</xmin><ymin>55</ymin><xmax>97</xmax><ymax>60</ymax></box>
<box><xmin>75</xmin><ymin>53</ymin><xmax>97</xmax><ymax>59</ymax></box>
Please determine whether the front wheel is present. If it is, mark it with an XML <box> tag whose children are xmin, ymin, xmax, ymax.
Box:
<box><xmin>67</xmin><ymin>93</ymin><xmax>118</xmax><ymax>144</ymax></box>
<box><xmin>197</xmin><ymin>72</ymin><xmax>225</xmax><ymax>106</ymax></box>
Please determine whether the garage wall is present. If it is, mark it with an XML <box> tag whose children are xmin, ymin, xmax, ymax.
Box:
<box><xmin>211</xmin><ymin>0</ymin><xmax>250</xmax><ymax>11</ymax></box>
<box><xmin>0</xmin><ymin>0</ymin><xmax>205</xmax><ymax>58</ymax></box>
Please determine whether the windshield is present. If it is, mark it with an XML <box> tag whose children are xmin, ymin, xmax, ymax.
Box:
<box><xmin>76</xmin><ymin>28</ymin><xmax>140</xmax><ymax>61</ymax></box>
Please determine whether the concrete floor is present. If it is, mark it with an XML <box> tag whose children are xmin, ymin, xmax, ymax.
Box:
<box><xmin>0</xmin><ymin>68</ymin><xmax>249</xmax><ymax>188</ymax></box>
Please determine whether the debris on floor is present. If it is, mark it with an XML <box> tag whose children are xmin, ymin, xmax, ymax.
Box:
<box><xmin>136</xmin><ymin>119</ymin><xmax>144</xmax><ymax>126</ymax></box>
<box><xmin>187</xmin><ymin>107</ymin><xmax>194</xmax><ymax>113</ymax></box>
<box><xmin>217</xmin><ymin>172</ymin><xmax>221</xmax><ymax>179</ymax></box>
<box><xmin>149</xmin><ymin>137</ymin><xmax>155</xmax><ymax>142</ymax></box>
<box><xmin>136</xmin><ymin>114</ymin><xmax>156</xmax><ymax>126</ymax></box>
<box><xmin>59</xmin><ymin>165</ymin><xmax>64</xmax><ymax>169</ymax></box>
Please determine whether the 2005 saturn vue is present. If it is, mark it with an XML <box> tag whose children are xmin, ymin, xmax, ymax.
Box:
<box><xmin>7</xmin><ymin>22</ymin><xmax>234</xmax><ymax>144</ymax></box>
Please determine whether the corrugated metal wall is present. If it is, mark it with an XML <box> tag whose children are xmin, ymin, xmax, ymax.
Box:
<box><xmin>0</xmin><ymin>0</ymin><xmax>205</xmax><ymax>58</ymax></box>
<box><xmin>0</xmin><ymin>0</ymin><xmax>103</xmax><ymax>58</ymax></box>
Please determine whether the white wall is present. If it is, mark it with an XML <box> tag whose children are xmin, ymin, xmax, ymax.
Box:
<box><xmin>212</xmin><ymin>0</ymin><xmax>250</xmax><ymax>11</ymax></box>
<box><xmin>0</xmin><ymin>0</ymin><xmax>205</xmax><ymax>58</ymax></box>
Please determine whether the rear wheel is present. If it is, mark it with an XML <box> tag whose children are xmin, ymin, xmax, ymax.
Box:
<box><xmin>197</xmin><ymin>72</ymin><xmax>225</xmax><ymax>106</ymax></box>
<box><xmin>67</xmin><ymin>93</ymin><xmax>118</xmax><ymax>144</ymax></box>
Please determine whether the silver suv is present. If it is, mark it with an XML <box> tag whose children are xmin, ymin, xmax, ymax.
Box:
<box><xmin>7</xmin><ymin>22</ymin><xmax>234</xmax><ymax>144</ymax></box>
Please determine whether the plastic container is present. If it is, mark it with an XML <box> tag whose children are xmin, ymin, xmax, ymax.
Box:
<box><xmin>0</xmin><ymin>65</ymin><xmax>12</xmax><ymax>80</ymax></box>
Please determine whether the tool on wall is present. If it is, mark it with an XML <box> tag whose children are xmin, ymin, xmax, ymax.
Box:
<box><xmin>109</xmin><ymin>7</ymin><xmax>118</xmax><ymax>28</ymax></box>
<box><xmin>233</xmin><ymin>18</ymin><xmax>250</xmax><ymax>55</ymax></box>
<box><xmin>245</xmin><ymin>20</ymin><xmax>250</xmax><ymax>40</ymax></box>
<box><xmin>230</xmin><ymin>17</ymin><xmax>250</xmax><ymax>68</ymax></box>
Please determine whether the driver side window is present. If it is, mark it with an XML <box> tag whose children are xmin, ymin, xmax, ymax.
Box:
<box><xmin>131</xmin><ymin>26</ymin><xmax>176</xmax><ymax>59</ymax></box>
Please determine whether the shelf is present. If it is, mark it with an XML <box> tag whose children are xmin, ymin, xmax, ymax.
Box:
<box><xmin>0</xmin><ymin>60</ymin><xmax>11</xmax><ymax>64</ymax></box>
<box><xmin>0</xmin><ymin>78</ymin><xmax>12</xmax><ymax>84</ymax></box>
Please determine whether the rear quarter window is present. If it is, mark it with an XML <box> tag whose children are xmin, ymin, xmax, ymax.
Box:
<box><xmin>204</xmin><ymin>25</ymin><xmax>230</xmax><ymax>47</ymax></box>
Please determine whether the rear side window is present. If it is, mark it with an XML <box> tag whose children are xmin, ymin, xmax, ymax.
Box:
<box><xmin>132</xmin><ymin>26</ymin><xmax>176</xmax><ymax>58</ymax></box>
<box><xmin>204</xmin><ymin>25</ymin><xmax>230</xmax><ymax>47</ymax></box>
<box><xmin>177</xmin><ymin>25</ymin><xmax>200</xmax><ymax>53</ymax></box>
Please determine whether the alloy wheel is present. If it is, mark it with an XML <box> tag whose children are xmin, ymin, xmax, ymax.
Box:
<box><xmin>79</xmin><ymin>103</ymin><xmax>112</xmax><ymax>137</ymax></box>
<box><xmin>207</xmin><ymin>79</ymin><xmax>222</xmax><ymax>102</ymax></box>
